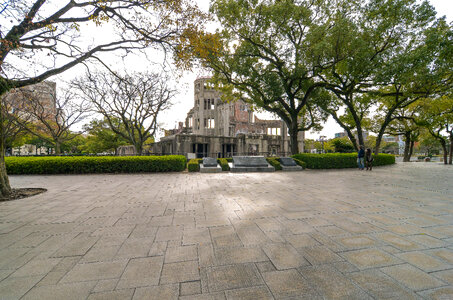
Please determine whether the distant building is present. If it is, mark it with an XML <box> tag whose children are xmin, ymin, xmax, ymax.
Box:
<box><xmin>334</xmin><ymin>130</ymin><xmax>369</xmax><ymax>142</ymax></box>
<box><xmin>5</xmin><ymin>81</ymin><xmax>57</xmax><ymax>118</ymax></box>
<box><xmin>382</xmin><ymin>135</ymin><xmax>402</xmax><ymax>143</ymax></box>
<box><xmin>382</xmin><ymin>135</ymin><xmax>405</xmax><ymax>155</ymax></box>
<box><xmin>334</xmin><ymin>131</ymin><xmax>347</xmax><ymax>139</ymax></box>
<box><xmin>164</xmin><ymin>122</ymin><xmax>184</xmax><ymax>137</ymax></box>
<box><xmin>149</xmin><ymin>77</ymin><xmax>303</xmax><ymax>158</ymax></box>
<box><xmin>3</xmin><ymin>82</ymin><xmax>57</xmax><ymax>155</ymax></box>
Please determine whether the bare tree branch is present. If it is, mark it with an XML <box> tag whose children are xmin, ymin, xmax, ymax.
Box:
<box><xmin>73</xmin><ymin>70</ymin><xmax>175</xmax><ymax>155</ymax></box>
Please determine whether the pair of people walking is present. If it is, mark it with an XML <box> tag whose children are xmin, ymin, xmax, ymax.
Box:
<box><xmin>357</xmin><ymin>146</ymin><xmax>373</xmax><ymax>170</ymax></box>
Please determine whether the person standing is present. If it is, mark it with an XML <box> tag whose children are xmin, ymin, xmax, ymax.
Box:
<box><xmin>357</xmin><ymin>145</ymin><xmax>365</xmax><ymax>170</ymax></box>
<box><xmin>365</xmin><ymin>148</ymin><xmax>374</xmax><ymax>171</ymax></box>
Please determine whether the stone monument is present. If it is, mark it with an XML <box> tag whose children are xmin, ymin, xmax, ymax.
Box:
<box><xmin>230</xmin><ymin>156</ymin><xmax>275</xmax><ymax>172</ymax></box>
<box><xmin>279</xmin><ymin>157</ymin><xmax>303</xmax><ymax>171</ymax></box>
<box><xmin>200</xmin><ymin>157</ymin><xmax>222</xmax><ymax>173</ymax></box>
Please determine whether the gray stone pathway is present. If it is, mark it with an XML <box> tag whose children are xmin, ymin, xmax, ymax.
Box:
<box><xmin>0</xmin><ymin>163</ymin><xmax>452</xmax><ymax>299</ymax></box>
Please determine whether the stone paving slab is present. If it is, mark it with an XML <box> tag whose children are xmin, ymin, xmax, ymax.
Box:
<box><xmin>160</xmin><ymin>260</ymin><xmax>200</xmax><ymax>284</ymax></box>
<box><xmin>349</xmin><ymin>269</ymin><xmax>418</xmax><ymax>299</ymax></box>
<box><xmin>87</xmin><ymin>289</ymin><xmax>134</xmax><ymax>300</ymax></box>
<box><xmin>418</xmin><ymin>286</ymin><xmax>453</xmax><ymax>299</ymax></box>
<box><xmin>60</xmin><ymin>260</ymin><xmax>129</xmax><ymax>283</ymax></box>
<box><xmin>341</xmin><ymin>248</ymin><xmax>402</xmax><ymax>270</ymax></box>
<box><xmin>380</xmin><ymin>264</ymin><xmax>446</xmax><ymax>291</ymax></box>
<box><xmin>299</xmin><ymin>265</ymin><xmax>373</xmax><ymax>299</ymax></box>
<box><xmin>0</xmin><ymin>163</ymin><xmax>452</xmax><ymax>299</ymax></box>
<box><xmin>116</xmin><ymin>256</ymin><xmax>164</xmax><ymax>289</ymax></box>
<box><xmin>206</xmin><ymin>263</ymin><xmax>263</xmax><ymax>292</ymax></box>
<box><xmin>22</xmin><ymin>281</ymin><xmax>97</xmax><ymax>300</ymax></box>
<box><xmin>262</xmin><ymin>243</ymin><xmax>309</xmax><ymax>270</ymax></box>
<box><xmin>262</xmin><ymin>269</ymin><xmax>320</xmax><ymax>299</ymax></box>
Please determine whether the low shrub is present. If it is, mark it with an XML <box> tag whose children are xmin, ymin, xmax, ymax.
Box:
<box><xmin>373</xmin><ymin>154</ymin><xmax>396</xmax><ymax>166</ymax></box>
<box><xmin>266</xmin><ymin>157</ymin><xmax>282</xmax><ymax>171</ymax></box>
<box><xmin>5</xmin><ymin>155</ymin><xmax>187</xmax><ymax>174</ymax></box>
<box><xmin>218</xmin><ymin>158</ymin><xmax>230</xmax><ymax>171</ymax></box>
<box><xmin>292</xmin><ymin>158</ymin><xmax>306</xmax><ymax>169</ymax></box>
<box><xmin>292</xmin><ymin>153</ymin><xmax>395</xmax><ymax>169</ymax></box>
<box><xmin>187</xmin><ymin>158</ymin><xmax>201</xmax><ymax>172</ymax></box>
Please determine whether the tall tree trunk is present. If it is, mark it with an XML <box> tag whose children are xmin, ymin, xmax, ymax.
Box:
<box><xmin>403</xmin><ymin>132</ymin><xmax>411</xmax><ymax>162</ymax></box>
<box><xmin>0</xmin><ymin>86</ymin><xmax>12</xmax><ymax>197</ymax></box>
<box><xmin>55</xmin><ymin>141</ymin><xmax>61</xmax><ymax>155</ymax></box>
<box><xmin>374</xmin><ymin>115</ymin><xmax>393</xmax><ymax>155</ymax></box>
<box><xmin>135</xmin><ymin>143</ymin><xmax>143</xmax><ymax>156</ymax></box>
<box><xmin>0</xmin><ymin>151</ymin><xmax>11</xmax><ymax>198</ymax></box>
<box><xmin>289</xmin><ymin>120</ymin><xmax>299</xmax><ymax>155</ymax></box>
<box><xmin>0</xmin><ymin>129</ymin><xmax>11</xmax><ymax>197</ymax></box>
<box><xmin>344</xmin><ymin>94</ymin><xmax>364</xmax><ymax>150</ymax></box>
<box><xmin>0</xmin><ymin>102</ymin><xmax>12</xmax><ymax>197</ymax></box>
<box><xmin>409</xmin><ymin>140</ymin><xmax>415</xmax><ymax>161</ymax></box>
<box><xmin>355</xmin><ymin>123</ymin><xmax>365</xmax><ymax>150</ymax></box>
<box><xmin>346</xmin><ymin>131</ymin><xmax>359</xmax><ymax>151</ymax></box>
<box><xmin>449</xmin><ymin>135</ymin><xmax>452</xmax><ymax>165</ymax></box>
<box><xmin>441</xmin><ymin>140</ymin><xmax>448</xmax><ymax>165</ymax></box>
<box><xmin>374</xmin><ymin>136</ymin><xmax>383</xmax><ymax>156</ymax></box>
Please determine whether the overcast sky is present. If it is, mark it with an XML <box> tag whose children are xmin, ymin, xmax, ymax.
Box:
<box><xmin>51</xmin><ymin>0</ymin><xmax>453</xmax><ymax>140</ymax></box>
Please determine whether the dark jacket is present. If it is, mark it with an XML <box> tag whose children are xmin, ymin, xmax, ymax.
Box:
<box><xmin>358</xmin><ymin>149</ymin><xmax>365</xmax><ymax>158</ymax></box>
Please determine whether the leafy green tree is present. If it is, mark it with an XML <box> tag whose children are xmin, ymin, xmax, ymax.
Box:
<box><xmin>364</xmin><ymin>135</ymin><xmax>377</xmax><ymax>152</ymax></box>
<box><xmin>81</xmin><ymin>118</ymin><xmax>129</xmax><ymax>154</ymax></box>
<box><xmin>417</xmin><ymin>96</ymin><xmax>453</xmax><ymax>164</ymax></box>
<box><xmin>195</xmin><ymin>0</ymin><xmax>333</xmax><ymax>154</ymax></box>
<box><xmin>383</xmin><ymin>105</ymin><xmax>420</xmax><ymax>162</ymax></box>
<box><xmin>371</xmin><ymin>18</ymin><xmax>453</xmax><ymax>155</ymax></box>
<box><xmin>418</xmin><ymin>131</ymin><xmax>442</xmax><ymax>157</ymax></box>
<box><xmin>31</xmin><ymin>136</ymin><xmax>54</xmax><ymax>154</ymax></box>
<box><xmin>60</xmin><ymin>134</ymin><xmax>87</xmax><ymax>154</ymax></box>
<box><xmin>319</xmin><ymin>0</ymin><xmax>439</xmax><ymax>151</ymax></box>
<box><xmin>303</xmin><ymin>139</ymin><xmax>315</xmax><ymax>153</ymax></box>
<box><xmin>331</xmin><ymin>137</ymin><xmax>354</xmax><ymax>153</ymax></box>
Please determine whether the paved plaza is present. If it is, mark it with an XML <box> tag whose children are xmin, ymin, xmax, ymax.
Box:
<box><xmin>0</xmin><ymin>163</ymin><xmax>452</xmax><ymax>299</ymax></box>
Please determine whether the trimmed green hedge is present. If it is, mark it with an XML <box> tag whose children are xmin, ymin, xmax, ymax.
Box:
<box><xmin>292</xmin><ymin>158</ymin><xmax>306</xmax><ymax>169</ymax></box>
<box><xmin>187</xmin><ymin>159</ymin><xmax>201</xmax><ymax>172</ymax></box>
<box><xmin>291</xmin><ymin>153</ymin><xmax>395</xmax><ymax>169</ymax></box>
<box><xmin>373</xmin><ymin>154</ymin><xmax>396</xmax><ymax>166</ymax></box>
<box><xmin>218</xmin><ymin>158</ymin><xmax>230</xmax><ymax>171</ymax></box>
<box><xmin>266</xmin><ymin>157</ymin><xmax>282</xmax><ymax>171</ymax></box>
<box><xmin>5</xmin><ymin>155</ymin><xmax>186</xmax><ymax>174</ymax></box>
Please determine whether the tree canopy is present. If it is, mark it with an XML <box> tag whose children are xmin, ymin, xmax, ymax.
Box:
<box><xmin>194</xmin><ymin>0</ymin><xmax>336</xmax><ymax>154</ymax></box>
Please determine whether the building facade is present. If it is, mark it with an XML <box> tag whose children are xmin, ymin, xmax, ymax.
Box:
<box><xmin>5</xmin><ymin>81</ymin><xmax>57</xmax><ymax>117</ymax></box>
<box><xmin>3</xmin><ymin>81</ymin><xmax>57</xmax><ymax>156</ymax></box>
<box><xmin>150</xmin><ymin>77</ymin><xmax>304</xmax><ymax>158</ymax></box>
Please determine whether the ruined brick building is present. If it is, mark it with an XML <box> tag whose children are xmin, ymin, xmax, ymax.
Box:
<box><xmin>149</xmin><ymin>77</ymin><xmax>304</xmax><ymax>158</ymax></box>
